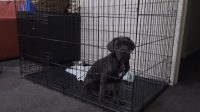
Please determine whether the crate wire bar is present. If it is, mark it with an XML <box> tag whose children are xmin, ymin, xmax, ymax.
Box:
<box><xmin>15</xmin><ymin>0</ymin><xmax>179</xmax><ymax>112</ymax></box>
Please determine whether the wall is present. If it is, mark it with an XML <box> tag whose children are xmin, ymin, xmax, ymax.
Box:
<box><xmin>181</xmin><ymin>0</ymin><xmax>200</xmax><ymax>58</ymax></box>
<box><xmin>80</xmin><ymin>0</ymin><xmax>180</xmax><ymax>82</ymax></box>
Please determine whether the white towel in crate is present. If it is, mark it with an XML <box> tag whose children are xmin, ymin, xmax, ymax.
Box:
<box><xmin>65</xmin><ymin>65</ymin><xmax>135</xmax><ymax>82</ymax></box>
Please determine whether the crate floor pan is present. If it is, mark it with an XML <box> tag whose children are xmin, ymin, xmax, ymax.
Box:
<box><xmin>24</xmin><ymin>67</ymin><xmax>168</xmax><ymax>112</ymax></box>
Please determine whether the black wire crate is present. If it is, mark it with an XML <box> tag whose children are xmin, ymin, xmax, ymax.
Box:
<box><xmin>16</xmin><ymin>0</ymin><xmax>179</xmax><ymax>112</ymax></box>
<box><xmin>20</xmin><ymin>56</ymin><xmax>168</xmax><ymax>112</ymax></box>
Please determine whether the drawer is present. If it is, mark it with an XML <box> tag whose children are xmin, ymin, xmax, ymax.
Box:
<box><xmin>19</xmin><ymin>36</ymin><xmax>49</xmax><ymax>58</ymax></box>
<box><xmin>17</xmin><ymin>17</ymin><xmax>49</xmax><ymax>38</ymax></box>
<box><xmin>48</xmin><ymin>15</ymin><xmax>80</xmax><ymax>43</ymax></box>
<box><xmin>17</xmin><ymin>12</ymin><xmax>48</xmax><ymax>38</ymax></box>
<box><xmin>19</xmin><ymin>35</ymin><xmax>80</xmax><ymax>63</ymax></box>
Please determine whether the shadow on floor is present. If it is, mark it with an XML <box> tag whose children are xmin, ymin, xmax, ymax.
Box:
<box><xmin>143</xmin><ymin>50</ymin><xmax>200</xmax><ymax>112</ymax></box>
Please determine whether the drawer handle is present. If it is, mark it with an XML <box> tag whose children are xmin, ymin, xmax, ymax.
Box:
<box><xmin>43</xmin><ymin>19</ymin><xmax>48</xmax><ymax>22</ymax></box>
<box><xmin>32</xmin><ymin>27</ymin><xmax>36</xmax><ymax>30</ymax></box>
<box><xmin>41</xmin><ymin>22</ymin><xmax>48</xmax><ymax>24</ymax></box>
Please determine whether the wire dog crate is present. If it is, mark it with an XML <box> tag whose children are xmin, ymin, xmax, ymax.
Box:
<box><xmin>15</xmin><ymin>0</ymin><xmax>179</xmax><ymax>112</ymax></box>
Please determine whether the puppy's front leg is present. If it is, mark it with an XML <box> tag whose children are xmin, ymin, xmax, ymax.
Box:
<box><xmin>99</xmin><ymin>73</ymin><xmax>107</xmax><ymax>103</ymax></box>
<box><xmin>114</xmin><ymin>82</ymin><xmax>120</xmax><ymax>99</ymax></box>
<box><xmin>114</xmin><ymin>82</ymin><xmax>125</xmax><ymax>105</ymax></box>
<box><xmin>122</xmin><ymin>60</ymin><xmax>130</xmax><ymax>77</ymax></box>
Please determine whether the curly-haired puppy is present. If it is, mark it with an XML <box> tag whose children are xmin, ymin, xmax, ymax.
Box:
<box><xmin>84</xmin><ymin>36</ymin><xmax>135</xmax><ymax>103</ymax></box>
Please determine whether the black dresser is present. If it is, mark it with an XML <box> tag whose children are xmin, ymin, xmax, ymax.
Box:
<box><xmin>17</xmin><ymin>12</ymin><xmax>81</xmax><ymax>63</ymax></box>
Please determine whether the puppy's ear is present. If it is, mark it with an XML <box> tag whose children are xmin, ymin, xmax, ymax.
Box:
<box><xmin>128</xmin><ymin>38</ymin><xmax>136</xmax><ymax>52</ymax></box>
<box><xmin>107</xmin><ymin>38</ymin><xmax>118</xmax><ymax>52</ymax></box>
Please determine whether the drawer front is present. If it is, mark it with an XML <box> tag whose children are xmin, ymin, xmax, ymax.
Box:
<box><xmin>17</xmin><ymin>13</ymin><xmax>49</xmax><ymax>38</ymax></box>
<box><xmin>48</xmin><ymin>15</ymin><xmax>80</xmax><ymax>43</ymax></box>
<box><xmin>19</xmin><ymin>35</ymin><xmax>80</xmax><ymax>63</ymax></box>
<box><xmin>17</xmin><ymin>19</ymin><xmax>48</xmax><ymax>38</ymax></box>
<box><xmin>19</xmin><ymin>36</ymin><xmax>49</xmax><ymax>58</ymax></box>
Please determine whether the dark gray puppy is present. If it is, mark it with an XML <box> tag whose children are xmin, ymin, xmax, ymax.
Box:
<box><xmin>84</xmin><ymin>36</ymin><xmax>135</xmax><ymax>103</ymax></box>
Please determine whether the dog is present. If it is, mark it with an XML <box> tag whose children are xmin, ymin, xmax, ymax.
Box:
<box><xmin>84</xmin><ymin>36</ymin><xmax>135</xmax><ymax>104</ymax></box>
